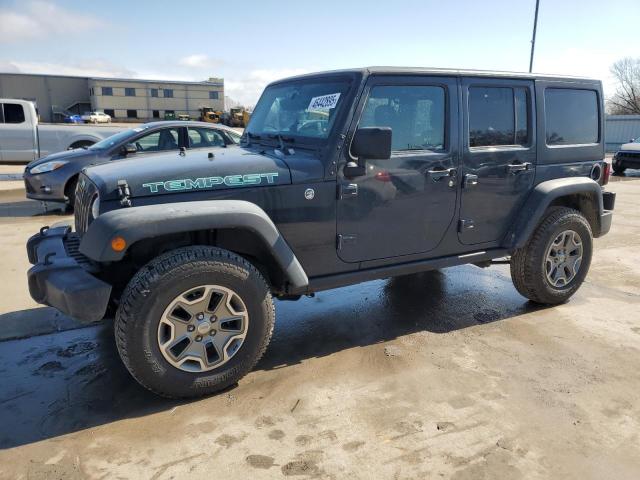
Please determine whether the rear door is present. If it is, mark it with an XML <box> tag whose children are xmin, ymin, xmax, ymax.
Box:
<box><xmin>458</xmin><ymin>78</ymin><xmax>536</xmax><ymax>244</ymax></box>
<box><xmin>336</xmin><ymin>75</ymin><xmax>459</xmax><ymax>262</ymax></box>
<box><xmin>0</xmin><ymin>102</ymin><xmax>37</xmax><ymax>162</ymax></box>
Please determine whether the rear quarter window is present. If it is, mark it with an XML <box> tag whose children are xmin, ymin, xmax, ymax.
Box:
<box><xmin>545</xmin><ymin>88</ymin><xmax>598</xmax><ymax>146</ymax></box>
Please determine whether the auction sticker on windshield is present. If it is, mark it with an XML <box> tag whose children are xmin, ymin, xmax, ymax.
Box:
<box><xmin>308</xmin><ymin>93</ymin><xmax>341</xmax><ymax>112</ymax></box>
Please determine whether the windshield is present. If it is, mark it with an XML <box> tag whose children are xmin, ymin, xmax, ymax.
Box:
<box><xmin>246</xmin><ymin>79</ymin><xmax>351</xmax><ymax>141</ymax></box>
<box><xmin>89</xmin><ymin>129</ymin><xmax>139</xmax><ymax>150</ymax></box>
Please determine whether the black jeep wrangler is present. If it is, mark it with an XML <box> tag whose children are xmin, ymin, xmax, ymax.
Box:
<box><xmin>27</xmin><ymin>68</ymin><xmax>616</xmax><ymax>398</ymax></box>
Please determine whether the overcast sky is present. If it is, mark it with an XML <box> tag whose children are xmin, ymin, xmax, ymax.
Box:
<box><xmin>0</xmin><ymin>0</ymin><xmax>638</xmax><ymax>106</ymax></box>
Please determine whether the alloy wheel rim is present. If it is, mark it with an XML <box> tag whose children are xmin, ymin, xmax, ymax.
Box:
<box><xmin>157</xmin><ymin>285</ymin><xmax>249</xmax><ymax>372</ymax></box>
<box><xmin>544</xmin><ymin>230</ymin><xmax>583</xmax><ymax>288</ymax></box>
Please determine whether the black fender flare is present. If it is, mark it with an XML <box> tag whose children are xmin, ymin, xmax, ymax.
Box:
<box><xmin>505</xmin><ymin>177</ymin><xmax>604</xmax><ymax>249</ymax></box>
<box><xmin>79</xmin><ymin>200</ymin><xmax>309</xmax><ymax>289</ymax></box>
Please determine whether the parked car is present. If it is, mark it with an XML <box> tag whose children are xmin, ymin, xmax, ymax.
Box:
<box><xmin>53</xmin><ymin>110</ymin><xmax>83</xmax><ymax>124</ymax></box>
<box><xmin>0</xmin><ymin>99</ymin><xmax>123</xmax><ymax>162</ymax></box>
<box><xmin>82</xmin><ymin>111</ymin><xmax>112</xmax><ymax>124</ymax></box>
<box><xmin>612</xmin><ymin>138</ymin><xmax>640</xmax><ymax>174</ymax></box>
<box><xmin>26</xmin><ymin>67</ymin><xmax>615</xmax><ymax>398</ymax></box>
<box><xmin>24</xmin><ymin>121</ymin><xmax>242</xmax><ymax>207</ymax></box>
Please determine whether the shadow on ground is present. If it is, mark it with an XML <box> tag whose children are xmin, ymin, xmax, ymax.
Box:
<box><xmin>0</xmin><ymin>266</ymin><xmax>544</xmax><ymax>450</ymax></box>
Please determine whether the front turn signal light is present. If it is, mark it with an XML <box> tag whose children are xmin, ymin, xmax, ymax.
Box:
<box><xmin>111</xmin><ymin>236</ymin><xmax>127</xmax><ymax>252</ymax></box>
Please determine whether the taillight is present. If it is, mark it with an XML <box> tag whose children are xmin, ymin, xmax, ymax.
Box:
<box><xmin>602</xmin><ymin>161</ymin><xmax>611</xmax><ymax>185</ymax></box>
<box><xmin>374</xmin><ymin>170</ymin><xmax>392</xmax><ymax>182</ymax></box>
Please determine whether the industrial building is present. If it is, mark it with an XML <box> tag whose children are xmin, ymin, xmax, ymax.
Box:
<box><xmin>0</xmin><ymin>72</ymin><xmax>224</xmax><ymax>122</ymax></box>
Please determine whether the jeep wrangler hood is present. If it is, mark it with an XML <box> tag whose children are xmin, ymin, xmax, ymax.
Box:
<box><xmin>84</xmin><ymin>147</ymin><xmax>293</xmax><ymax>198</ymax></box>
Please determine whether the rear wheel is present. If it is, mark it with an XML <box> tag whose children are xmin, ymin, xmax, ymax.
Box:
<box><xmin>510</xmin><ymin>207</ymin><xmax>592</xmax><ymax>304</ymax></box>
<box><xmin>114</xmin><ymin>246</ymin><xmax>274</xmax><ymax>398</ymax></box>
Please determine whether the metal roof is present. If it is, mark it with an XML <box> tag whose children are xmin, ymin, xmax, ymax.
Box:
<box><xmin>0</xmin><ymin>71</ymin><xmax>222</xmax><ymax>87</ymax></box>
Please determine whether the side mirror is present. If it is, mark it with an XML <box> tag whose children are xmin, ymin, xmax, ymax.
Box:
<box><xmin>122</xmin><ymin>143</ymin><xmax>137</xmax><ymax>155</ymax></box>
<box><xmin>351</xmin><ymin>127</ymin><xmax>392</xmax><ymax>160</ymax></box>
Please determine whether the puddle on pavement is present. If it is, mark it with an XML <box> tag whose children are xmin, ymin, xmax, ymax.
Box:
<box><xmin>0</xmin><ymin>266</ymin><xmax>539</xmax><ymax>450</ymax></box>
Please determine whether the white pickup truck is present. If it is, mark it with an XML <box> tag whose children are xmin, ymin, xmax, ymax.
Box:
<box><xmin>0</xmin><ymin>99</ymin><xmax>124</xmax><ymax>163</ymax></box>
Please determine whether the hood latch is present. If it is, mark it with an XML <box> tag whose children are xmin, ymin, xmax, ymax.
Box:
<box><xmin>117</xmin><ymin>179</ymin><xmax>132</xmax><ymax>207</ymax></box>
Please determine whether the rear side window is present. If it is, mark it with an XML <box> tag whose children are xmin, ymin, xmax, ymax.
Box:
<box><xmin>360</xmin><ymin>85</ymin><xmax>446</xmax><ymax>151</ymax></box>
<box><xmin>3</xmin><ymin>103</ymin><xmax>26</xmax><ymax>124</ymax></box>
<box><xmin>545</xmin><ymin>89</ymin><xmax>598</xmax><ymax>145</ymax></box>
<box><xmin>469</xmin><ymin>87</ymin><xmax>529</xmax><ymax>147</ymax></box>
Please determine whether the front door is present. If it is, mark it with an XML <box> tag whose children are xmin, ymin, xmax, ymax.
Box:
<box><xmin>337</xmin><ymin>76</ymin><xmax>459</xmax><ymax>263</ymax></box>
<box><xmin>458</xmin><ymin>79</ymin><xmax>536</xmax><ymax>245</ymax></box>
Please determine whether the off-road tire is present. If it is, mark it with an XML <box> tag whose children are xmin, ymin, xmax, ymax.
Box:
<box><xmin>114</xmin><ymin>246</ymin><xmax>275</xmax><ymax>398</ymax></box>
<box><xmin>510</xmin><ymin>207</ymin><xmax>592</xmax><ymax>305</ymax></box>
<box><xmin>612</xmin><ymin>159</ymin><xmax>626</xmax><ymax>175</ymax></box>
<box><xmin>64</xmin><ymin>176</ymin><xmax>78</xmax><ymax>209</ymax></box>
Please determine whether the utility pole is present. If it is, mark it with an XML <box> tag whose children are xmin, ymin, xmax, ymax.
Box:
<box><xmin>529</xmin><ymin>0</ymin><xmax>540</xmax><ymax>73</ymax></box>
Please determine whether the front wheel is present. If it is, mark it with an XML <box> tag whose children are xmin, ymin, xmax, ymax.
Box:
<box><xmin>510</xmin><ymin>207</ymin><xmax>593</xmax><ymax>305</ymax></box>
<box><xmin>612</xmin><ymin>158</ymin><xmax>626</xmax><ymax>175</ymax></box>
<box><xmin>115</xmin><ymin>246</ymin><xmax>275</xmax><ymax>398</ymax></box>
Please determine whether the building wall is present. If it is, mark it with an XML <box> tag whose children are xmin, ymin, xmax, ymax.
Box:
<box><xmin>0</xmin><ymin>72</ymin><xmax>224</xmax><ymax>122</ymax></box>
<box><xmin>89</xmin><ymin>78</ymin><xmax>224</xmax><ymax>121</ymax></box>
<box><xmin>605</xmin><ymin>115</ymin><xmax>640</xmax><ymax>152</ymax></box>
<box><xmin>0</xmin><ymin>73</ymin><xmax>90</xmax><ymax>122</ymax></box>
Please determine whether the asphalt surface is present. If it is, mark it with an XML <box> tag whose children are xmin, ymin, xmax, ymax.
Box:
<box><xmin>0</xmin><ymin>169</ymin><xmax>639</xmax><ymax>479</ymax></box>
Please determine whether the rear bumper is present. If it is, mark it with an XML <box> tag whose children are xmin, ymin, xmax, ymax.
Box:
<box><xmin>26</xmin><ymin>226</ymin><xmax>111</xmax><ymax>323</ymax></box>
<box><xmin>597</xmin><ymin>191</ymin><xmax>616</xmax><ymax>237</ymax></box>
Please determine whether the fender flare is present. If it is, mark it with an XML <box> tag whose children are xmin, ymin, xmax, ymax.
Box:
<box><xmin>505</xmin><ymin>177</ymin><xmax>603</xmax><ymax>249</ymax></box>
<box><xmin>78</xmin><ymin>200</ymin><xmax>309</xmax><ymax>289</ymax></box>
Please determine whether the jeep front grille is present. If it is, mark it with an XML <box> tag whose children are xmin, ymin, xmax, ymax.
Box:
<box><xmin>74</xmin><ymin>175</ymin><xmax>98</xmax><ymax>235</ymax></box>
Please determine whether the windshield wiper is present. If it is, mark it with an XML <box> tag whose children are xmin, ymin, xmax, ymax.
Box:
<box><xmin>267</xmin><ymin>134</ymin><xmax>295</xmax><ymax>153</ymax></box>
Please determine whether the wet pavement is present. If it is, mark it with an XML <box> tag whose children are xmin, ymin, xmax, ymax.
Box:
<box><xmin>0</xmin><ymin>171</ymin><xmax>639</xmax><ymax>479</ymax></box>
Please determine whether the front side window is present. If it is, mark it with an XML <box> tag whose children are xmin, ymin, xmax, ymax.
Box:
<box><xmin>469</xmin><ymin>86</ymin><xmax>529</xmax><ymax>147</ymax></box>
<box><xmin>102</xmin><ymin>87</ymin><xmax>113</xmax><ymax>96</ymax></box>
<box><xmin>545</xmin><ymin>88</ymin><xmax>598</xmax><ymax>145</ymax></box>
<box><xmin>134</xmin><ymin>128</ymin><xmax>180</xmax><ymax>152</ymax></box>
<box><xmin>359</xmin><ymin>85</ymin><xmax>445</xmax><ymax>151</ymax></box>
<box><xmin>164</xmin><ymin>89</ymin><xmax>173</xmax><ymax>98</ymax></box>
<box><xmin>187</xmin><ymin>127</ymin><xmax>226</xmax><ymax>148</ymax></box>
<box><xmin>104</xmin><ymin>109</ymin><xmax>115</xmax><ymax>117</ymax></box>
<box><xmin>2</xmin><ymin>103</ymin><xmax>26</xmax><ymax>123</ymax></box>
<box><xmin>248</xmin><ymin>79</ymin><xmax>351</xmax><ymax>140</ymax></box>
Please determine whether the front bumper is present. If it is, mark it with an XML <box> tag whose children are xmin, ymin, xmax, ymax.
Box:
<box><xmin>614</xmin><ymin>151</ymin><xmax>640</xmax><ymax>168</ymax></box>
<box><xmin>23</xmin><ymin>171</ymin><xmax>67</xmax><ymax>202</ymax></box>
<box><xmin>26</xmin><ymin>226</ymin><xmax>111</xmax><ymax>323</ymax></box>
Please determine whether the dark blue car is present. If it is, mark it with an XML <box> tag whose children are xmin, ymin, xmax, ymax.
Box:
<box><xmin>23</xmin><ymin>121</ymin><xmax>241</xmax><ymax>207</ymax></box>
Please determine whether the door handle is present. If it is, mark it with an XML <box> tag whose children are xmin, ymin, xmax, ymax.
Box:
<box><xmin>463</xmin><ymin>174</ymin><xmax>478</xmax><ymax>188</ymax></box>
<box><xmin>427</xmin><ymin>167</ymin><xmax>457</xmax><ymax>181</ymax></box>
<box><xmin>507</xmin><ymin>162</ymin><xmax>532</xmax><ymax>174</ymax></box>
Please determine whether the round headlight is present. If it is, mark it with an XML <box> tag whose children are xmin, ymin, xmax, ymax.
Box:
<box><xmin>90</xmin><ymin>194</ymin><xmax>100</xmax><ymax>219</ymax></box>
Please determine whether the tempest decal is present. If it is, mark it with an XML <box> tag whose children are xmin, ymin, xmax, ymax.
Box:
<box><xmin>142</xmin><ymin>172</ymin><xmax>279</xmax><ymax>193</ymax></box>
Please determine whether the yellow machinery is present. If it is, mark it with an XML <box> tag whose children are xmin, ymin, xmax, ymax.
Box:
<box><xmin>226</xmin><ymin>107</ymin><xmax>250</xmax><ymax>128</ymax></box>
<box><xmin>199</xmin><ymin>107</ymin><xmax>223</xmax><ymax>123</ymax></box>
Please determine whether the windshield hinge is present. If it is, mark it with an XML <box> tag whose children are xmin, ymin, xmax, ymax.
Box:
<box><xmin>117</xmin><ymin>180</ymin><xmax>132</xmax><ymax>207</ymax></box>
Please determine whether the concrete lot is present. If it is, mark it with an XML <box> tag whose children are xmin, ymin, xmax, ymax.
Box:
<box><xmin>0</xmin><ymin>170</ymin><xmax>639</xmax><ymax>479</ymax></box>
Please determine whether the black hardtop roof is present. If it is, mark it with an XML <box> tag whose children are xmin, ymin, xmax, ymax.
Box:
<box><xmin>269</xmin><ymin>67</ymin><xmax>601</xmax><ymax>85</ymax></box>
